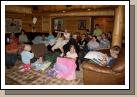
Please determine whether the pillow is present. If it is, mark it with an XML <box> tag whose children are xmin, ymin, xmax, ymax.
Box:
<box><xmin>84</xmin><ymin>51</ymin><xmax>108</xmax><ymax>66</ymax></box>
<box><xmin>84</xmin><ymin>51</ymin><xmax>104</xmax><ymax>59</ymax></box>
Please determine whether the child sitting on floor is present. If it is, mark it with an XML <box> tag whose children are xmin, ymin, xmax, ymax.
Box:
<box><xmin>65</xmin><ymin>45</ymin><xmax>78</xmax><ymax>61</ymax></box>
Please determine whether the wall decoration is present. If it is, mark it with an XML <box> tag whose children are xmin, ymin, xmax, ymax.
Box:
<box><xmin>53</xmin><ymin>19</ymin><xmax>63</xmax><ymax>31</ymax></box>
<box><xmin>78</xmin><ymin>20</ymin><xmax>86</xmax><ymax>30</ymax></box>
<box><xmin>5</xmin><ymin>18</ymin><xmax>22</xmax><ymax>33</ymax></box>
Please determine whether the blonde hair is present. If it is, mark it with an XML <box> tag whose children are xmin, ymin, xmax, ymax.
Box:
<box><xmin>24</xmin><ymin>44</ymin><xmax>31</xmax><ymax>51</ymax></box>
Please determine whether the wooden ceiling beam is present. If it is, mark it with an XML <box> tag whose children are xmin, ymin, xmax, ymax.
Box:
<box><xmin>5</xmin><ymin>5</ymin><xmax>32</xmax><ymax>14</ymax></box>
<box><xmin>46</xmin><ymin>10</ymin><xmax>114</xmax><ymax>17</ymax></box>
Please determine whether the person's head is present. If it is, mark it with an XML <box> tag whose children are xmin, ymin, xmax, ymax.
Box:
<box><xmin>21</xmin><ymin>29</ymin><xmax>25</xmax><ymax>35</ymax></box>
<box><xmin>110</xmin><ymin>46</ymin><xmax>120</xmax><ymax>58</ymax></box>
<box><xmin>92</xmin><ymin>36</ymin><xmax>97</xmax><ymax>41</ymax></box>
<box><xmin>69</xmin><ymin>45</ymin><xmax>76</xmax><ymax>53</ymax></box>
<box><xmin>24</xmin><ymin>44</ymin><xmax>31</xmax><ymax>52</ymax></box>
<box><xmin>49</xmin><ymin>32</ymin><xmax>53</xmax><ymax>35</ymax></box>
<box><xmin>81</xmin><ymin>34</ymin><xmax>86</xmax><ymax>40</ymax></box>
<box><xmin>42</xmin><ymin>34</ymin><xmax>45</xmax><ymax>37</ymax></box>
<box><xmin>72</xmin><ymin>34</ymin><xmax>77</xmax><ymax>40</ymax></box>
<box><xmin>95</xmin><ymin>24</ymin><xmax>100</xmax><ymax>29</ymax></box>
<box><xmin>9</xmin><ymin>33</ymin><xmax>15</xmax><ymax>39</ymax></box>
<box><xmin>101</xmin><ymin>33</ymin><xmax>106</xmax><ymax>39</ymax></box>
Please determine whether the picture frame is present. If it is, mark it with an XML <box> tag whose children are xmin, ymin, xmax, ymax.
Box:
<box><xmin>78</xmin><ymin>20</ymin><xmax>86</xmax><ymax>30</ymax></box>
<box><xmin>53</xmin><ymin>18</ymin><xmax>63</xmax><ymax>31</ymax></box>
<box><xmin>5</xmin><ymin>18</ymin><xmax>22</xmax><ymax>33</ymax></box>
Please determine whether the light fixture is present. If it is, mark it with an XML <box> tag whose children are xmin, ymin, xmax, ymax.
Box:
<box><xmin>88</xmin><ymin>9</ymin><xmax>91</xmax><ymax>11</ymax></box>
<box><xmin>32</xmin><ymin>17</ymin><xmax>37</xmax><ymax>24</ymax></box>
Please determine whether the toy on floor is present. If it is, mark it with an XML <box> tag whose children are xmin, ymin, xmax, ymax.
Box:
<box><xmin>31</xmin><ymin>57</ymin><xmax>51</xmax><ymax>72</ymax></box>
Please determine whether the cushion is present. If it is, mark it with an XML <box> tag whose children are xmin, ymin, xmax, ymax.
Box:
<box><xmin>84</xmin><ymin>51</ymin><xmax>108</xmax><ymax>66</ymax></box>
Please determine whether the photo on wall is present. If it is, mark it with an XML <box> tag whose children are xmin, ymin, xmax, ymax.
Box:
<box><xmin>78</xmin><ymin>20</ymin><xmax>87</xmax><ymax>30</ymax></box>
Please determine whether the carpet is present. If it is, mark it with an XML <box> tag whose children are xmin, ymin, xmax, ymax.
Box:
<box><xmin>6</xmin><ymin>60</ymin><xmax>81</xmax><ymax>85</ymax></box>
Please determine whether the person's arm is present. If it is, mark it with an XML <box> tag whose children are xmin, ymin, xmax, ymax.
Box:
<box><xmin>25</xmin><ymin>35</ymin><xmax>29</xmax><ymax>42</ymax></box>
<box><xmin>28</xmin><ymin>52</ymin><xmax>34</xmax><ymax>59</ymax></box>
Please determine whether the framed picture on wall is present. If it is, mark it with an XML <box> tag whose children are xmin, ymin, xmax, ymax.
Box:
<box><xmin>13</xmin><ymin>19</ymin><xmax>22</xmax><ymax>33</ymax></box>
<box><xmin>78</xmin><ymin>20</ymin><xmax>86</xmax><ymax>30</ymax></box>
<box><xmin>5</xmin><ymin>18</ymin><xmax>22</xmax><ymax>33</ymax></box>
<box><xmin>53</xmin><ymin>18</ymin><xmax>63</xmax><ymax>31</ymax></box>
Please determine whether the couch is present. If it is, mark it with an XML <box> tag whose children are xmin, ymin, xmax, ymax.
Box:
<box><xmin>5</xmin><ymin>32</ymin><xmax>49</xmax><ymax>44</ymax></box>
<box><xmin>31</xmin><ymin>43</ymin><xmax>47</xmax><ymax>58</ymax></box>
<box><xmin>82</xmin><ymin>48</ymin><xmax>125</xmax><ymax>85</ymax></box>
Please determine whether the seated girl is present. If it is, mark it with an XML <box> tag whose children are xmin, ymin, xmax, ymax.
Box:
<box><xmin>65</xmin><ymin>45</ymin><xmax>78</xmax><ymax>61</ymax></box>
<box><xmin>99</xmin><ymin>33</ymin><xmax>110</xmax><ymax>49</ymax></box>
<box><xmin>53</xmin><ymin>45</ymin><xmax>78</xmax><ymax>80</ymax></box>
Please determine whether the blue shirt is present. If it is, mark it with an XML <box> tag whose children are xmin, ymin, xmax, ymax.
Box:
<box><xmin>21</xmin><ymin>51</ymin><xmax>34</xmax><ymax>64</ymax></box>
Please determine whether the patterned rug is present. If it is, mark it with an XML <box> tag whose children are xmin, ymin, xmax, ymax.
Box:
<box><xmin>6</xmin><ymin>60</ymin><xmax>81</xmax><ymax>85</ymax></box>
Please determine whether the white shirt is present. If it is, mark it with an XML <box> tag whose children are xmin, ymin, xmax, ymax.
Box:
<box><xmin>66</xmin><ymin>51</ymin><xmax>78</xmax><ymax>59</ymax></box>
<box><xmin>87</xmin><ymin>40</ymin><xmax>99</xmax><ymax>50</ymax></box>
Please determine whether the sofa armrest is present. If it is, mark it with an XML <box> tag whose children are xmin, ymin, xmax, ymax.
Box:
<box><xmin>82</xmin><ymin>61</ymin><xmax>114</xmax><ymax>74</ymax></box>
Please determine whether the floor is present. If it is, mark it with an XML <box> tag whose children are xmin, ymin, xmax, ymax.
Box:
<box><xmin>5</xmin><ymin>60</ymin><xmax>84</xmax><ymax>85</ymax></box>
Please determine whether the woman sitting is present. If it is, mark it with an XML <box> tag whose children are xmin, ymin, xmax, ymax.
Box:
<box><xmin>99</xmin><ymin>33</ymin><xmax>110</xmax><ymax>49</ymax></box>
<box><xmin>86</xmin><ymin>36</ymin><xmax>100</xmax><ymax>52</ymax></box>
<box><xmin>6</xmin><ymin>33</ymin><xmax>20</xmax><ymax>69</ymax></box>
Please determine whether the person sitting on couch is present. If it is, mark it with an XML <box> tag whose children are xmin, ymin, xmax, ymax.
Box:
<box><xmin>87</xmin><ymin>36</ymin><xmax>100</xmax><ymax>51</ymax></box>
<box><xmin>6</xmin><ymin>33</ymin><xmax>20</xmax><ymax>69</ymax></box>
<box><xmin>84</xmin><ymin>46</ymin><xmax>120</xmax><ymax>67</ymax></box>
<box><xmin>99</xmin><ymin>33</ymin><xmax>110</xmax><ymax>49</ymax></box>
<box><xmin>19</xmin><ymin>29</ymin><xmax>28</xmax><ymax>44</ymax></box>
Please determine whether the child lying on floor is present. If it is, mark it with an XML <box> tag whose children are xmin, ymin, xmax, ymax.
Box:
<box><xmin>84</xmin><ymin>46</ymin><xmax>120</xmax><ymax>67</ymax></box>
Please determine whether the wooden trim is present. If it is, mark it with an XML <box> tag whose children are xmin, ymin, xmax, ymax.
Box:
<box><xmin>46</xmin><ymin>10</ymin><xmax>114</xmax><ymax>17</ymax></box>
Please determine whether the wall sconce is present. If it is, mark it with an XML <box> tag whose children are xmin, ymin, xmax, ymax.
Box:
<box><xmin>32</xmin><ymin>17</ymin><xmax>37</xmax><ymax>32</ymax></box>
<box><xmin>32</xmin><ymin>17</ymin><xmax>37</xmax><ymax>24</ymax></box>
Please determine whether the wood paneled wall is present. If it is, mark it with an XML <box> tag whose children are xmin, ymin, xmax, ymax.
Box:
<box><xmin>42</xmin><ymin>16</ymin><xmax>114</xmax><ymax>34</ymax></box>
<box><xmin>6</xmin><ymin>13</ymin><xmax>42</xmax><ymax>32</ymax></box>
<box><xmin>6</xmin><ymin>13</ymin><xmax>114</xmax><ymax>34</ymax></box>
<box><xmin>94</xmin><ymin>17</ymin><xmax>114</xmax><ymax>33</ymax></box>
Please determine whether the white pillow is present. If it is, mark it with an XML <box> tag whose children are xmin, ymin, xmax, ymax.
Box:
<box><xmin>84</xmin><ymin>51</ymin><xmax>108</xmax><ymax>66</ymax></box>
<box><xmin>84</xmin><ymin>51</ymin><xmax>104</xmax><ymax>59</ymax></box>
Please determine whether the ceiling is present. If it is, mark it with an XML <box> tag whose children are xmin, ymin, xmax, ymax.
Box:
<box><xmin>5</xmin><ymin>5</ymin><xmax>117</xmax><ymax>14</ymax></box>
